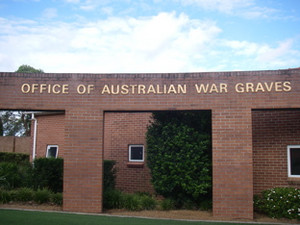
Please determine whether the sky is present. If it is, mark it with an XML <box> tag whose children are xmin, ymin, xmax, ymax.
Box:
<box><xmin>0</xmin><ymin>0</ymin><xmax>300</xmax><ymax>73</ymax></box>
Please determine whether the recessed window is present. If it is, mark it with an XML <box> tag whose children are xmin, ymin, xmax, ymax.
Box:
<box><xmin>129</xmin><ymin>145</ymin><xmax>144</xmax><ymax>162</ymax></box>
<box><xmin>287</xmin><ymin>145</ymin><xmax>300</xmax><ymax>177</ymax></box>
<box><xmin>46</xmin><ymin>145</ymin><xmax>59</xmax><ymax>158</ymax></box>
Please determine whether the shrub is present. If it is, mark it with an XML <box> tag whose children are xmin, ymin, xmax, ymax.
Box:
<box><xmin>32</xmin><ymin>158</ymin><xmax>63</xmax><ymax>193</ymax></box>
<box><xmin>103</xmin><ymin>189</ymin><xmax>123</xmax><ymax>209</ymax></box>
<box><xmin>146</xmin><ymin>111</ymin><xmax>212</xmax><ymax>208</ymax></box>
<box><xmin>0</xmin><ymin>152</ymin><xmax>29</xmax><ymax>164</ymax></box>
<box><xmin>122</xmin><ymin>193</ymin><xmax>142</xmax><ymax>211</ymax></box>
<box><xmin>15</xmin><ymin>188</ymin><xmax>34</xmax><ymax>202</ymax></box>
<box><xmin>103</xmin><ymin>160</ymin><xmax>116</xmax><ymax>192</ymax></box>
<box><xmin>0</xmin><ymin>162</ymin><xmax>22</xmax><ymax>189</ymax></box>
<box><xmin>34</xmin><ymin>188</ymin><xmax>51</xmax><ymax>204</ymax></box>
<box><xmin>0</xmin><ymin>188</ymin><xmax>12</xmax><ymax>203</ymax></box>
<box><xmin>254</xmin><ymin>187</ymin><xmax>300</xmax><ymax>219</ymax></box>
<box><xmin>103</xmin><ymin>190</ymin><xmax>158</xmax><ymax>211</ymax></box>
<box><xmin>139</xmin><ymin>194</ymin><xmax>156</xmax><ymax>210</ymax></box>
<box><xmin>160</xmin><ymin>198</ymin><xmax>176</xmax><ymax>211</ymax></box>
<box><xmin>51</xmin><ymin>192</ymin><xmax>63</xmax><ymax>206</ymax></box>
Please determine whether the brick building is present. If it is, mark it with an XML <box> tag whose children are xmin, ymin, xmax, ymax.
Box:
<box><xmin>1</xmin><ymin>68</ymin><xmax>300</xmax><ymax>219</ymax></box>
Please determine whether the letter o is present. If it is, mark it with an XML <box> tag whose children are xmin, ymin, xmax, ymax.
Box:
<box><xmin>77</xmin><ymin>84</ymin><xmax>86</xmax><ymax>94</ymax></box>
<box><xmin>21</xmin><ymin>83</ymin><xmax>30</xmax><ymax>93</ymax></box>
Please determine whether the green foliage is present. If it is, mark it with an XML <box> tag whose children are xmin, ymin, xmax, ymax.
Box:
<box><xmin>32</xmin><ymin>158</ymin><xmax>63</xmax><ymax>193</ymax></box>
<box><xmin>103</xmin><ymin>189</ymin><xmax>123</xmax><ymax>209</ymax></box>
<box><xmin>34</xmin><ymin>188</ymin><xmax>51</xmax><ymax>204</ymax></box>
<box><xmin>0</xmin><ymin>188</ymin><xmax>62</xmax><ymax>206</ymax></box>
<box><xmin>0</xmin><ymin>189</ymin><xmax>12</xmax><ymax>203</ymax></box>
<box><xmin>103</xmin><ymin>160</ymin><xmax>116</xmax><ymax>192</ymax></box>
<box><xmin>51</xmin><ymin>192</ymin><xmax>63</xmax><ymax>206</ymax></box>
<box><xmin>0</xmin><ymin>152</ymin><xmax>29</xmax><ymax>164</ymax></box>
<box><xmin>160</xmin><ymin>198</ymin><xmax>176</xmax><ymax>211</ymax></box>
<box><xmin>103</xmin><ymin>190</ymin><xmax>157</xmax><ymax>211</ymax></box>
<box><xmin>254</xmin><ymin>187</ymin><xmax>300</xmax><ymax>219</ymax></box>
<box><xmin>15</xmin><ymin>187</ymin><xmax>34</xmax><ymax>202</ymax></box>
<box><xmin>0</xmin><ymin>162</ymin><xmax>22</xmax><ymax>189</ymax></box>
<box><xmin>146</xmin><ymin>111</ymin><xmax>212</xmax><ymax>208</ymax></box>
<box><xmin>15</xmin><ymin>64</ymin><xmax>44</xmax><ymax>73</ymax></box>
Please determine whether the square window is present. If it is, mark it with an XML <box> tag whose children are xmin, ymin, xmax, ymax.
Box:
<box><xmin>129</xmin><ymin>145</ymin><xmax>144</xmax><ymax>162</ymax></box>
<box><xmin>46</xmin><ymin>145</ymin><xmax>58</xmax><ymax>158</ymax></box>
<box><xmin>287</xmin><ymin>145</ymin><xmax>300</xmax><ymax>177</ymax></box>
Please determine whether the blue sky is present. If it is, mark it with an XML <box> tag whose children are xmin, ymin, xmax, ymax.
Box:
<box><xmin>0</xmin><ymin>0</ymin><xmax>299</xmax><ymax>73</ymax></box>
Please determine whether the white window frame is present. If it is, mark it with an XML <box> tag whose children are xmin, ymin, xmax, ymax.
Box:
<box><xmin>129</xmin><ymin>145</ymin><xmax>144</xmax><ymax>162</ymax></box>
<box><xmin>287</xmin><ymin>145</ymin><xmax>300</xmax><ymax>178</ymax></box>
<box><xmin>46</xmin><ymin>145</ymin><xmax>59</xmax><ymax>158</ymax></box>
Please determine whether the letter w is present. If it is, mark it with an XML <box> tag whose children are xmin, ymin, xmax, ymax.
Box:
<box><xmin>195</xmin><ymin>84</ymin><xmax>209</xmax><ymax>93</ymax></box>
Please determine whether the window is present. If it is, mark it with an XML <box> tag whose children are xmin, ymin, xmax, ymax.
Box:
<box><xmin>129</xmin><ymin>145</ymin><xmax>144</xmax><ymax>162</ymax></box>
<box><xmin>46</xmin><ymin>145</ymin><xmax>59</xmax><ymax>158</ymax></box>
<box><xmin>287</xmin><ymin>145</ymin><xmax>300</xmax><ymax>177</ymax></box>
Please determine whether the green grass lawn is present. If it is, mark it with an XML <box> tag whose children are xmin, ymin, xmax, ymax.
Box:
<box><xmin>0</xmin><ymin>209</ymin><xmax>275</xmax><ymax>225</ymax></box>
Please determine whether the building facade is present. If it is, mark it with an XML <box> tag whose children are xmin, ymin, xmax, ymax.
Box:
<box><xmin>1</xmin><ymin>68</ymin><xmax>300</xmax><ymax>219</ymax></box>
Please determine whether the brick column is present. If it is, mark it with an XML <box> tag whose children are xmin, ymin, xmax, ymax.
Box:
<box><xmin>212</xmin><ymin>108</ymin><xmax>253</xmax><ymax>219</ymax></box>
<box><xmin>63</xmin><ymin>108</ymin><xmax>104</xmax><ymax>213</ymax></box>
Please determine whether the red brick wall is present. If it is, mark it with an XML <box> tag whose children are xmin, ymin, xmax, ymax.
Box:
<box><xmin>253</xmin><ymin>110</ymin><xmax>300</xmax><ymax>194</ymax></box>
<box><xmin>0</xmin><ymin>136</ymin><xmax>31</xmax><ymax>154</ymax></box>
<box><xmin>34</xmin><ymin>114</ymin><xmax>65</xmax><ymax>159</ymax></box>
<box><xmin>104</xmin><ymin>112</ymin><xmax>154</xmax><ymax>194</ymax></box>
<box><xmin>2</xmin><ymin>68</ymin><xmax>300</xmax><ymax>219</ymax></box>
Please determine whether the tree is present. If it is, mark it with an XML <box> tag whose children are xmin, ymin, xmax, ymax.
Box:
<box><xmin>15</xmin><ymin>64</ymin><xmax>44</xmax><ymax>73</ymax></box>
<box><xmin>146</xmin><ymin>111</ymin><xmax>212</xmax><ymax>208</ymax></box>
<box><xmin>0</xmin><ymin>65</ymin><xmax>44</xmax><ymax>136</ymax></box>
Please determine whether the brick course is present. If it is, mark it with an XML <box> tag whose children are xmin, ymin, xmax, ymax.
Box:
<box><xmin>104</xmin><ymin>112</ymin><xmax>154</xmax><ymax>194</ymax></box>
<box><xmin>252</xmin><ymin>109</ymin><xmax>300</xmax><ymax>194</ymax></box>
<box><xmin>1</xmin><ymin>68</ymin><xmax>300</xmax><ymax>219</ymax></box>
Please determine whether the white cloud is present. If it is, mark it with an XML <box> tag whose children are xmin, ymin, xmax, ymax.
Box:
<box><xmin>0</xmin><ymin>12</ymin><xmax>222</xmax><ymax>73</ymax></box>
<box><xmin>42</xmin><ymin>8</ymin><xmax>58</xmax><ymax>19</ymax></box>
<box><xmin>222</xmin><ymin>38</ymin><xmax>300</xmax><ymax>70</ymax></box>
<box><xmin>182</xmin><ymin>0</ymin><xmax>254</xmax><ymax>14</ymax></box>
<box><xmin>0</xmin><ymin>11</ymin><xmax>299</xmax><ymax>73</ymax></box>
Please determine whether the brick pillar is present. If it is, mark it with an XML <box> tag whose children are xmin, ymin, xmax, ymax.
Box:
<box><xmin>63</xmin><ymin>108</ymin><xmax>104</xmax><ymax>213</ymax></box>
<box><xmin>212</xmin><ymin>108</ymin><xmax>253</xmax><ymax>219</ymax></box>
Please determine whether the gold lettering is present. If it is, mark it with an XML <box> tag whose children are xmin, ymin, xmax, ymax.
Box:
<box><xmin>235</xmin><ymin>83</ymin><xmax>244</xmax><ymax>93</ymax></box>
<box><xmin>111</xmin><ymin>85</ymin><xmax>119</xmax><ymax>95</ymax></box>
<box><xmin>168</xmin><ymin>84</ymin><xmax>177</xmax><ymax>94</ymax></box>
<box><xmin>130</xmin><ymin>85</ymin><xmax>137</xmax><ymax>94</ymax></box>
<box><xmin>32</xmin><ymin>84</ymin><xmax>38</xmax><ymax>93</ymax></box>
<box><xmin>264</xmin><ymin>82</ymin><xmax>273</xmax><ymax>92</ymax></box>
<box><xmin>77</xmin><ymin>84</ymin><xmax>86</xmax><ymax>94</ymax></box>
<box><xmin>39</xmin><ymin>84</ymin><xmax>47</xmax><ymax>93</ymax></box>
<box><xmin>21</xmin><ymin>83</ymin><xmax>30</xmax><ymax>93</ymax></box>
<box><xmin>275</xmin><ymin>82</ymin><xmax>283</xmax><ymax>91</ymax></box>
<box><xmin>52</xmin><ymin>84</ymin><xmax>61</xmax><ymax>94</ymax></box>
<box><xmin>178</xmin><ymin>84</ymin><xmax>186</xmax><ymax>94</ymax></box>
<box><xmin>246</xmin><ymin>83</ymin><xmax>254</xmax><ymax>92</ymax></box>
<box><xmin>101</xmin><ymin>85</ymin><xmax>110</xmax><ymax>94</ymax></box>
<box><xmin>283</xmin><ymin>81</ymin><xmax>292</xmax><ymax>92</ymax></box>
<box><xmin>209</xmin><ymin>84</ymin><xmax>218</xmax><ymax>93</ymax></box>
<box><xmin>147</xmin><ymin>85</ymin><xmax>156</xmax><ymax>94</ymax></box>
<box><xmin>86</xmin><ymin>85</ymin><xmax>94</xmax><ymax>94</ymax></box>
<box><xmin>121</xmin><ymin>85</ymin><xmax>129</xmax><ymax>95</ymax></box>
<box><xmin>220</xmin><ymin>83</ymin><xmax>228</xmax><ymax>93</ymax></box>
<box><xmin>138</xmin><ymin>85</ymin><xmax>146</xmax><ymax>94</ymax></box>
<box><xmin>62</xmin><ymin>84</ymin><xmax>69</xmax><ymax>94</ymax></box>
<box><xmin>255</xmin><ymin>82</ymin><xmax>265</xmax><ymax>92</ymax></box>
<box><xmin>195</xmin><ymin>84</ymin><xmax>209</xmax><ymax>93</ymax></box>
<box><xmin>156</xmin><ymin>85</ymin><xmax>163</xmax><ymax>94</ymax></box>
